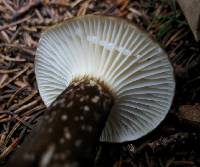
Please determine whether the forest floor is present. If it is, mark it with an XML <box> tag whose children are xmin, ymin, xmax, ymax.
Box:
<box><xmin>0</xmin><ymin>0</ymin><xmax>200</xmax><ymax>167</ymax></box>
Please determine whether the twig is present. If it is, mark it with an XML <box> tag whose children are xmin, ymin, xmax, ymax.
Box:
<box><xmin>0</xmin><ymin>133</ymin><xmax>7</xmax><ymax>148</ymax></box>
<box><xmin>0</xmin><ymin>31</ymin><xmax>11</xmax><ymax>43</ymax></box>
<box><xmin>0</xmin><ymin>54</ymin><xmax>26</xmax><ymax>62</ymax></box>
<box><xmin>2</xmin><ymin>0</ymin><xmax>15</xmax><ymax>13</ymax></box>
<box><xmin>71</xmin><ymin>0</ymin><xmax>85</xmax><ymax>8</ymax></box>
<box><xmin>9</xmin><ymin>90</ymin><xmax>38</xmax><ymax>111</ymax></box>
<box><xmin>0</xmin><ymin>138</ymin><xmax>19</xmax><ymax>160</ymax></box>
<box><xmin>0</xmin><ymin>43</ymin><xmax>35</xmax><ymax>56</ymax></box>
<box><xmin>10</xmin><ymin>28</ymin><xmax>20</xmax><ymax>43</ymax></box>
<box><xmin>0</xmin><ymin>16</ymin><xmax>30</xmax><ymax>31</ymax></box>
<box><xmin>172</xmin><ymin>161</ymin><xmax>195</xmax><ymax>166</ymax></box>
<box><xmin>2</xmin><ymin>122</ymin><xmax>21</xmax><ymax>149</ymax></box>
<box><xmin>0</xmin><ymin>64</ymin><xmax>31</xmax><ymax>89</ymax></box>
<box><xmin>120</xmin><ymin>0</ymin><xmax>129</xmax><ymax>11</ymax></box>
<box><xmin>0</xmin><ymin>94</ymin><xmax>12</xmax><ymax>100</ymax></box>
<box><xmin>22</xmin><ymin>104</ymin><xmax>46</xmax><ymax>117</ymax></box>
<box><xmin>26</xmin><ymin>17</ymin><xmax>67</xmax><ymax>26</ymax></box>
<box><xmin>77</xmin><ymin>0</ymin><xmax>91</xmax><ymax>16</ymax></box>
<box><xmin>45</xmin><ymin>1</ymin><xmax>70</xmax><ymax>7</ymax></box>
<box><xmin>12</xmin><ymin>0</ymin><xmax>42</xmax><ymax>20</ymax></box>
<box><xmin>7</xmin><ymin>86</ymin><xmax>28</xmax><ymax>108</ymax></box>
<box><xmin>0</xmin><ymin>69</ymin><xmax>20</xmax><ymax>74</ymax></box>
<box><xmin>165</xmin><ymin>158</ymin><xmax>175</xmax><ymax>167</ymax></box>
<box><xmin>0</xmin><ymin>117</ymin><xmax>13</xmax><ymax>123</ymax></box>
<box><xmin>128</xmin><ymin>8</ymin><xmax>143</xmax><ymax>17</ymax></box>
<box><xmin>0</xmin><ymin>111</ymin><xmax>16</xmax><ymax>116</ymax></box>
<box><xmin>14</xmin><ymin>98</ymin><xmax>41</xmax><ymax>114</ymax></box>
<box><xmin>0</xmin><ymin>74</ymin><xmax>8</xmax><ymax>87</ymax></box>
<box><xmin>14</xmin><ymin>116</ymin><xmax>32</xmax><ymax>129</ymax></box>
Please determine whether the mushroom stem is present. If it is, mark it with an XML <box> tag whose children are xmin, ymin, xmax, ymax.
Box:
<box><xmin>8</xmin><ymin>77</ymin><xmax>114</xmax><ymax>167</ymax></box>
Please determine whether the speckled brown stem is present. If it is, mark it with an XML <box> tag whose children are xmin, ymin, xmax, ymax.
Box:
<box><xmin>8</xmin><ymin>77</ymin><xmax>114</xmax><ymax>167</ymax></box>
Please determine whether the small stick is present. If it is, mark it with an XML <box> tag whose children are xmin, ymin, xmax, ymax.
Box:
<box><xmin>2</xmin><ymin>0</ymin><xmax>15</xmax><ymax>13</ymax></box>
<box><xmin>0</xmin><ymin>111</ymin><xmax>14</xmax><ymax>122</ymax></box>
<box><xmin>0</xmin><ymin>74</ymin><xmax>8</xmax><ymax>87</ymax></box>
<box><xmin>14</xmin><ymin>98</ymin><xmax>41</xmax><ymax>114</ymax></box>
<box><xmin>0</xmin><ymin>16</ymin><xmax>30</xmax><ymax>32</ymax></box>
<box><xmin>10</xmin><ymin>28</ymin><xmax>20</xmax><ymax>43</ymax></box>
<box><xmin>34</xmin><ymin>9</ymin><xmax>44</xmax><ymax>23</ymax></box>
<box><xmin>0</xmin><ymin>31</ymin><xmax>11</xmax><ymax>43</ymax></box>
<box><xmin>2</xmin><ymin>122</ymin><xmax>21</xmax><ymax>148</ymax></box>
<box><xmin>9</xmin><ymin>90</ymin><xmax>38</xmax><ymax>111</ymax></box>
<box><xmin>0</xmin><ymin>54</ymin><xmax>26</xmax><ymax>62</ymax></box>
<box><xmin>128</xmin><ymin>7</ymin><xmax>142</xmax><ymax>17</ymax></box>
<box><xmin>13</xmin><ymin>116</ymin><xmax>32</xmax><ymax>129</ymax></box>
<box><xmin>172</xmin><ymin>161</ymin><xmax>195</xmax><ymax>166</ymax></box>
<box><xmin>22</xmin><ymin>104</ymin><xmax>46</xmax><ymax>117</ymax></box>
<box><xmin>0</xmin><ymin>64</ymin><xmax>30</xmax><ymax>89</ymax></box>
<box><xmin>0</xmin><ymin>116</ymin><xmax>13</xmax><ymax>123</ymax></box>
<box><xmin>0</xmin><ymin>94</ymin><xmax>13</xmax><ymax>100</ymax></box>
<box><xmin>0</xmin><ymin>138</ymin><xmax>19</xmax><ymax>160</ymax></box>
<box><xmin>77</xmin><ymin>0</ymin><xmax>91</xmax><ymax>16</ymax></box>
<box><xmin>44</xmin><ymin>1</ymin><xmax>70</xmax><ymax>7</ymax></box>
<box><xmin>12</xmin><ymin>0</ymin><xmax>41</xmax><ymax>20</ymax></box>
<box><xmin>0</xmin><ymin>133</ymin><xmax>7</xmax><ymax>148</ymax></box>
<box><xmin>71</xmin><ymin>0</ymin><xmax>85</xmax><ymax>8</ymax></box>
<box><xmin>0</xmin><ymin>69</ymin><xmax>20</xmax><ymax>74</ymax></box>
<box><xmin>120</xmin><ymin>0</ymin><xmax>129</xmax><ymax>11</ymax></box>
<box><xmin>7</xmin><ymin>86</ymin><xmax>27</xmax><ymax>108</ymax></box>
<box><xmin>0</xmin><ymin>111</ymin><xmax>16</xmax><ymax>116</ymax></box>
<box><xmin>0</xmin><ymin>43</ymin><xmax>35</xmax><ymax>56</ymax></box>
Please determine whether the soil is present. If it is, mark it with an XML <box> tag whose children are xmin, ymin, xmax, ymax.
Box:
<box><xmin>0</xmin><ymin>0</ymin><xmax>200</xmax><ymax>166</ymax></box>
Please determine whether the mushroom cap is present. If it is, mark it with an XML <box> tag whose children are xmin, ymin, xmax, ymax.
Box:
<box><xmin>35</xmin><ymin>15</ymin><xmax>175</xmax><ymax>142</ymax></box>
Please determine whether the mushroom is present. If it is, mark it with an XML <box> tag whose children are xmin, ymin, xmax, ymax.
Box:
<box><xmin>8</xmin><ymin>15</ymin><xmax>175</xmax><ymax>167</ymax></box>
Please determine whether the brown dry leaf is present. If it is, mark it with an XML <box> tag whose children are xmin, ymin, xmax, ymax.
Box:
<box><xmin>179</xmin><ymin>104</ymin><xmax>200</xmax><ymax>123</ymax></box>
<box><xmin>177</xmin><ymin>0</ymin><xmax>200</xmax><ymax>41</ymax></box>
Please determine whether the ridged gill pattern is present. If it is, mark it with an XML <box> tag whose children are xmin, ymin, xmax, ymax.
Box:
<box><xmin>35</xmin><ymin>15</ymin><xmax>175</xmax><ymax>142</ymax></box>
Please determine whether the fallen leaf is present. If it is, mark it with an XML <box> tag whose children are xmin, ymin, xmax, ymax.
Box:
<box><xmin>179</xmin><ymin>104</ymin><xmax>200</xmax><ymax>123</ymax></box>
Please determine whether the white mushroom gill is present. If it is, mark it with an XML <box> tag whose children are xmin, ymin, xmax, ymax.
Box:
<box><xmin>35</xmin><ymin>15</ymin><xmax>175</xmax><ymax>142</ymax></box>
